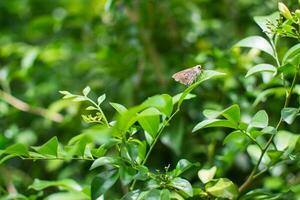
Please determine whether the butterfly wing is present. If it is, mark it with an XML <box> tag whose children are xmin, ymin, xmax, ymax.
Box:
<box><xmin>172</xmin><ymin>66</ymin><xmax>202</xmax><ymax>85</ymax></box>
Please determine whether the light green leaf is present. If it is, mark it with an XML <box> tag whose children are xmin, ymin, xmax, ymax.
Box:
<box><xmin>223</xmin><ymin>130</ymin><xmax>247</xmax><ymax>145</ymax></box>
<box><xmin>110</xmin><ymin>102</ymin><xmax>128</xmax><ymax>114</ymax></box>
<box><xmin>97</xmin><ymin>94</ymin><xmax>106</xmax><ymax>105</ymax></box>
<box><xmin>4</xmin><ymin>143</ymin><xmax>29</xmax><ymax>157</ymax></box>
<box><xmin>282</xmin><ymin>43</ymin><xmax>300</xmax><ymax>65</ymax></box>
<box><xmin>29</xmin><ymin>179</ymin><xmax>82</xmax><ymax>191</ymax></box>
<box><xmin>254</xmin><ymin>12</ymin><xmax>279</xmax><ymax>38</ymax></box>
<box><xmin>31</xmin><ymin>137</ymin><xmax>58</xmax><ymax>157</ymax></box>
<box><xmin>205</xmin><ymin>178</ymin><xmax>239</xmax><ymax>200</ymax></box>
<box><xmin>171</xmin><ymin>159</ymin><xmax>195</xmax><ymax>177</ymax></box>
<box><xmin>82</xmin><ymin>86</ymin><xmax>91</xmax><ymax>96</ymax></box>
<box><xmin>172</xmin><ymin>93</ymin><xmax>196</xmax><ymax>105</ymax></box>
<box><xmin>21</xmin><ymin>48</ymin><xmax>39</xmax><ymax>69</ymax></box>
<box><xmin>142</xmin><ymin>94</ymin><xmax>173</xmax><ymax>117</ymax></box>
<box><xmin>234</xmin><ymin>36</ymin><xmax>275</xmax><ymax>58</ymax></box>
<box><xmin>245</xmin><ymin>64</ymin><xmax>277</xmax><ymax>78</ymax></box>
<box><xmin>90</xmin><ymin>156</ymin><xmax>120</xmax><ymax>170</ymax></box>
<box><xmin>281</xmin><ymin>107</ymin><xmax>299</xmax><ymax>124</ymax></box>
<box><xmin>202</xmin><ymin>104</ymin><xmax>240</xmax><ymax>124</ymax></box>
<box><xmin>169</xmin><ymin>178</ymin><xmax>193</xmax><ymax>197</ymax></box>
<box><xmin>250</xmin><ymin>110</ymin><xmax>268</xmax><ymax>128</ymax></box>
<box><xmin>198</xmin><ymin>166</ymin><xmax>217</xmax><ymax>184</ymax></box>
<box><xmin>253</xmin><ymin>87</ymin><xmax>286</xmax><ymax>106</ymax></box>
<box><xmin>138</xmin><ymin>108</ymin><xmax>160</xmax><ymax>138</ymax></box>
<box><xmin>193</xmin><ymin>119</ymin><xmax>237</xmax><ymax>133</ymax></box>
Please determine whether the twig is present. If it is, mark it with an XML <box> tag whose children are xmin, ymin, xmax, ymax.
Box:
<box><xmin>0</xmin><ymin>90</ymin><xmax>63</xmax><ymax>123</ymax></box>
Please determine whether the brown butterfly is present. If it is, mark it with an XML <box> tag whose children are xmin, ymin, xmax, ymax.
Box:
<box><xmin>172</xmin><ymin>65</ymin><xmax>202</xmax><ymax>85</ymax></box>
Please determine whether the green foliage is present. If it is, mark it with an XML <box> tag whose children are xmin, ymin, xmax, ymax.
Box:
<box><xmin>1</xmin><ymin>1</ymin><xmax>300</xmax><ymax>200</ymax></box>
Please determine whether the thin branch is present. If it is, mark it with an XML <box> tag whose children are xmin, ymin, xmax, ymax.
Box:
<box><xmin>0</xmin><ymin>90</ymin><xmax>63</xmax><ymax>123</ymax></box>
<box><xmin>239</xmin><ymin>65</ymin><xmax>299</xmax><ymax>194</ymax></box>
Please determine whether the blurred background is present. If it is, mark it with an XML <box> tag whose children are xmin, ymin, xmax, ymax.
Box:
<box><xmin>0</xmin><ymin>0</ymin><xmax>299</xmax><ymax>198</ymax></box>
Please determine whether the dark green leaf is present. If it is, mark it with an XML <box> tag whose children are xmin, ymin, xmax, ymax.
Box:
<box><xmin>91</xmin><ymin>169</ymin><xmax>119</xmax><ymax>200</ymax></box>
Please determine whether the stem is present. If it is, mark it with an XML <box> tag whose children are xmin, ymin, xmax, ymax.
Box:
<box><xmin>22</xmin><ymin>156</ymin><xmax>95</xmax><ymax>161</ymax></box>
<box><xmin>130</xmin><ymin>109</ymin><xmax>179</xmax><ymax>190</ymax></box>
<box><xmin>239</xmin><ymin>66</ymin><xmax>299</xmax><ymax>194</ymax></box>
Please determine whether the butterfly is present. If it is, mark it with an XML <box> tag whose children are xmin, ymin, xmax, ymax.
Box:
<box><xmin>172</xmin><ymin>65</ymin><xmax>202</xmax><ymax>85</ymax></box>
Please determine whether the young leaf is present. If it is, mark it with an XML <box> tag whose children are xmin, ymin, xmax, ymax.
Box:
<box><xmin>31</xmin><ymin>137</ymin><xmax>59</xmax><ymax>157</ymax></box>
<box><xmin>110</xmin><ymin>102</ymin><xmax>128</xmax><ymax>114</ymax></box>
<box><xmin>91</xmin><ymin>169</ymin><xmax>119</xmax><ymax>200</ymax></box>
<box><xmin>82</xmin><ymin>86</ymin><xmax>91</xmax><ymax>96</ymax></box>
<box><xmin>205</xmin><ymin>178</ymin><xmax>239</xmax><ymax>200</ymax></box>
<box><xmin>281</xmin><ymin>107</ymin><xmax>299</xmax><ymax>124</ymax></box>
<box><xmin>245</xmin><ymin>64</ymin><xmax>277</xmax><ymax>78</ymax></box>
<box><xmin>97</xmin><ymin>94</ymin><xmax>106</xmax><ymax>105</ymax></box>
<box><xmin>198</xmin><ymin>166</ymin><xmax>217</xmax><ymax>184</ymax></box>
<box><xmin>267</xmin><ymin>150</ymin><xmax>283</xmax><ymax>164</ymax></box>
<box><xmin>234</xmin><ymin>36</ymin><xmax>275</xmax><ymax>58</ymax></box>
<box><xmin>171</xmin><ymin>159</ymin><xmax>196</xmax><ymax>177</ymax></box>
<box><xmin>250</xmin><ymin>110</ymin><xmax>268</xmax><ymax>128</ymax></box>
<box><xmin>4</xmin><ymin>143</ymin><xmax>29</xmax><ymax>157</ymax></box>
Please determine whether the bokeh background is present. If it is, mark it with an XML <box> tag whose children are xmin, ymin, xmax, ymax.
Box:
<box><xmin>0</xmin><ymin>0</ymin><xmax>299</xmax><ymax>198</ymax></box>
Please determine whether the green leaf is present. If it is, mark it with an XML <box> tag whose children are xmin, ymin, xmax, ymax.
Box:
<box><xmin>82</xmin><ymin>86</ymin><xmax>91</xmax><ymax>96</ymax></box>
<box><xmin>253</xmin><ymin>87</ymin><xmax>286</xmax><ymax>106</ymax></box>
<box><xmin>245</xmin><ymin>64</ymin><xmax>277</xmax><ymax>78</ymax></box>
<box><xmin>4</xmin><ymin>143</ymin><xmax>29</xmax><ymax>157</ymax></box>
<box><xmin>171</xmin><ymin>159</ymin><xmax>195</xmax><ymax>177</ymax></box>
<box><xmin>126</xmin><ymin>140</ymin><xmax>146</xmax><ymax>164</ymax></box>
<box><xmin>172</xmin><ymin>93</ymin><xmax>196</xmax><ymax>105</ymax></box>
<box><xmin>91</xmin><ymin>169</ymin><xmax>119</xmax><ymax>200</ymax></box>
<box><xmin>198</xmin><ymin>166</ymin><xmax>217</xmax><ymax>184</ymax></box>
<box><xmin>121</xmin><ymin>190</ymin><xmax>141</xmax><ymax>200</ymax></box>
<box><xmin>282</xmin><ymin>43</ymin><xmax>300</xmax><ymax>65</ymax></box>
<box><xmin>97</xmin><ymin>94</ymin><xmax>106</xmax><ymax>105</ymax></box>
<box><xmin>267</xmin><ymin>150</ymin><xmax>283</xmax><ymax>164</ymax></box>
<box><xmin>160</xmin><ymin>189</ymin><xmax>171</xmax><ymax>200</ymax></box>
<box><xmin>29</xmin><ymin>179</ymin><xmax>82</xmax><ymax>191</ymax></box>
<box><xmin>202</xmin><ymin>104</ymin><xmax>240</xmax><ymax>124</ymax></box>
<box><xmin>142</xmin><ymin>94</ymin><xmax>173</xmax><ymax>117</ymax></box>
<box><xmin>281</xmin><ymin>107</ymin><xmax>299</xmax><ymax>124</ymax></box>
<box><xmin>169</xmin><ymin>178</ymin><xmax>193</xmax><ymax>197</ymax></box>
<box><xmin>178</xmin><ymin>70</ymin><xmax>226</xmax><ymax>109</ymax></box>
<box><xmin>234</xmin><ymin>36</ymin><xmax>275</xmax><ymax>58</ymax></box>
<box><xmin>193</xmin><ymin>119</ymin><xmax>237</xmax><ymax>133</ymax></box>
<box><xmin>31</xmin><ymin>137</ymin><xmax>58</xmax><ymax>157</ymax></box>
<box><xmin>205</xmin><ymin>178</ymin><xmax>239</xmax><ymax>200</ymax></box>
<box><xmin>110</xmin><ymin>102</ymin><xmax>128</xmax><ymax>114</ymax></box>
<box><xmin>250</xmin><ymin>110</ymin><xmax>268</xmax><ymax>128</ymax></box>
<box><xmin>223</xmin><ymin>130</ymin><xmax>247</xmax><ymax>146</ymax></box>
<box><xmin>138</xmin><ymin>107</ymin><xmax>160</xmax><ymax>137</ymax></box>
<box><xmin>21</xmin><ymin>48</ymin><xmax>39</xmax><ymax>69</ymax></box>
<box><xmin>90</xmin><ymin>156</ymin><xmax>120</xmax><ymax>170</ymax></box>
